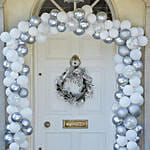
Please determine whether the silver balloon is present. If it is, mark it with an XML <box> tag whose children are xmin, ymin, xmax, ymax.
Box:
<box><xmin>112</xmin><ymin>115</ymin><xmax>123</xmax><ymax>126</ymax></box>
<box><xmin>20</xmin><ymin>32</ymin><xmax>30</xmax><ymax>43</ymax></box>
<box><xmin>104</xmin><ymin>37</ymin><xmax>113</xmax><ymax>44</ymax></box>
<box><xmin>97</xmin><ymin>11</ymin><xmax>107</xmax><ymax>22</ymax></box>
<box><xmin>79</xmin><ymin>20</ymin><xmax>89</xmax><ymax>29</ymax></box>
<box><xmin>21</xmin><ymin>126</ymin><xmax>33</xmax><ymax>135</ymax></box>
<box><xmin>119</xmin><ymin>84</ymin><xmax>126</xmax><ymax>90</ymax></box>
<box><xmin>93</xmin><ymin>32</ymin><xmax>101</xmax><ymax>39</ymax></box>
<box><xmin>29</xmin><ymin>16</ymin><xmax>41</xmax><ymax>26</ymax></box>
<box><xmin>18</xmin><ymin>39</ymin><xmax>25</xmax><ymax>45</ymax></box>
<box><xmin>120</xmin><ymin>29</ymin><xmax>131</xmax><ymax>40</ymax></box>
<box><xmin>50</xmin><ymin>9</ymin><xmax>59</xmax><ymax>18</ymax></box>
<box><xmin>117</xmin><ymin>75</ymin><xmax>128</xmax><ymax>86</ymax></box>
<box><xmin>48</xmin><ymin>17</ymin><xmax>57</xmax><ymax>27</ymax></box>
<box><xmin>74</xmin><ymin>28</ymin><xmax>85</xmax><ymax>36</ymax></box>
<box><xmin>133</xmin><ymin>60</ymin><xmax>143</xmax><ymax>71</ymax></box>
<box><xmin>21</xmin><ymin>119</ymin><xmax>31</xmax><ymax>128</ymax></box>
<box><xmin>114</xmin><ymin>37</ymin><xmax>126</xmax><ymax>46</ymax></box>
<box><xmin>113</xmin><ymin>143</ymin><xmax>120</xmax><ymax>150</ymax></box>
<box><xmin>57</xmin><ymin>23</ymin><xmax>66</xmax><ymax>32</ymax></box>
<box><xmin>123</xmin><ymin>56</ymin><xmax>132</xmax><ymax>65</ymax></box>
<box><xmin>19</xmin><ymin>88</ymin><xmax>29</xmax><ymax>98</ymax></box>
<box><xmin>20</xmin><ymin>64</ymin><xmax>30</xmax><ymax>75</ymax></box>
<box><xmin>74</xmin><ymin>8</ymin><xmax>85</xmax><ymax>20</ymax></box>
<box><xmin>66</xmin><ymin>18</ymin><xmax>79</xmax><ymax>31</ymax></box>
<box><xmin>10</xmin><ymin>83</ymin><xmax>20</xmax><ymax>92</ymax></box>
<box><xmin>115</xmin><ymin>90</ymin><xmax>124</xmax><ymax>100</ymax></box>
<box><xmin>3</xmin><ymin>60</ymin><xmax>11</xmax><ymax>69</ymax></box>
<box><xmin>124</xmin><ymin>116</ymin><xmax>137</xmax><ymax>129</ymax></box>
<box><xmin>134</xmin><ymin>125</ymin><xmax>143</xmax><ymax>135</ymax></box>
<box><xmin>6</xmin><ymin>124</ymin><xmax>11</xmax><ymax>132</ymax></box>
<box><xmin>115</xmin><ymin>134</ymin><xmax>120</xmax><ymax>139</ymax></box>
<box><xmin>128</xmin><ymin>104</ymin><xmax>141</xmax><ymax>117</ymax></box>
<box><xmin>11</xmin><ymin>112</ymin><xmax>22</xmax><ymax>122</ymax></box>
<box><xmin>4</xmin><ymin>133</ymin><xmax>13</xmax><ymax>144</ymax></box>
<box><xmin>17</xmin><ymin>45</ymin><xmax>28</xmax><ymax>57</ymax></box>
<box><xmin>135</xmin><ymin>136</ymin><xmax>141</xmax><ymax>144</ymax></box>
<box><xmin>118</xmin><ymin>46</ymin><xmax>130</xmax><ymax>56</ymax></box>
<box><xmin>116</xmin><ymin>125</ymin><xmax>127</xmax><ymax>135</ymax></box>
<box><xmin>117</xmin><ymin>107</ymin><xmax>128</xmax><ymax>119</ymax></box>
<box><xmin>28</xmin><ymin>36</ymin><xmax>36</xmax><ymax>44</ymax></box>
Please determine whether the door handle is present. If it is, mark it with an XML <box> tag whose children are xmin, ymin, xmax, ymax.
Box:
<box><xmin>44</xmin><ymin>121</ymin><xmax>51</xmax><ymax>128</ymax></box>
<box><xmin>39</xmin><ymin>147</ymin><xmax>42</xmax><ymax>150</ymax></box>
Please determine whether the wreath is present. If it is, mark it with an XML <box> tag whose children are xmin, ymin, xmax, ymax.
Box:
<box><xmin>56</xmin><ymin>55</ymin><xmax>93</xmax><ymax>104</ymax></box>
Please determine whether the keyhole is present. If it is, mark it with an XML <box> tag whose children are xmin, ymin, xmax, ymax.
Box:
<box><xmin>38</xmin><ymin>73</ymin><xmax>42</xmax><ymax>76</ymax></box>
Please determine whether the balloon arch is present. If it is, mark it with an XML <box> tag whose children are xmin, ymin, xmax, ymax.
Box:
<box><xmin>0</xmin><ymin>5</ymin><xmax>148</xmax><ymax>150</ymax></box>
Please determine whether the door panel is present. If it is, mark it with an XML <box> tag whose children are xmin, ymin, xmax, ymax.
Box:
<box><xmin>34</xmin><ymin>32</ymin><xmax>116</xmax><ymax>150</ymax></box>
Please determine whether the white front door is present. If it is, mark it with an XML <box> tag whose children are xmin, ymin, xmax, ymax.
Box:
<box><xmin>34</xmin><ymin>32</ymin><xmax>116</xmax><ymax>150</ymax></box>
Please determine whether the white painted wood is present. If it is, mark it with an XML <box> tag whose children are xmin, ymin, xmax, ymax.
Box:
<box><xmin>34</xmin><ymin>32</ymin><xmax>116</xmax><ymax>150</ymax></box>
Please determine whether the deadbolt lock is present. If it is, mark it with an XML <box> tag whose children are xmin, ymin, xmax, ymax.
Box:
<box><xmin>44</xmin><ymin>121</ymin><xmax>51</xmax><ymax>128</ymax></box>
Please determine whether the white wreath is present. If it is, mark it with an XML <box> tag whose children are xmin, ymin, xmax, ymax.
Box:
<box><xmin>0</xmin><ymin>4</ymin><xmax>148</xmax><ymax>150</ymax></box>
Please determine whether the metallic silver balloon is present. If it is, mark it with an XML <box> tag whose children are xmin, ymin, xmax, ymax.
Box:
<box><xmin>19</xmin><ymin>88</ymin><xmax>29</xmax><ymax>98</ymax></box>
<box><xmin>113</xmin><ymin>143</ymin><xmax>120</xmax><ymax>150</ymax></box>
<box><xmin>18</xmin><ymin>39</ymin><xmax>25</xmax><ymax>45</ymax></box>
<box><xmin>134</xmin><ymin>125</ymin><xmax>143</xmax><ymax>135</ymax></box>
<box><xmin>93</xmin><ymin>32</ymin><xmax>101</xmax><ymax>39</ymax></box>
<box><xmin>119</xmin><ymin>84</ymin><xmax>126</xmax><ymax>90</ymax></box>
<box><xmin>21</xmin><ymin>64</ymin><xmax>30</xmax><ymax>75</ymax></box>
<box><xmin>117</xmin><ymin>75</ymin><xmax>128</xmax><ymax>86</ymax></box>
<box><xmin>118</xmin><ymin>46</ymin><xmax>130</xmax><ymax>56</ymax></box>
<box><xmin>21</xmin><ymin>119</ymin><xmax>31</xmax><ymax>128</ymax></box>
<box><xmin>117</xmin><ymin>107</ymin><xmax>128</xmax><ymax>119</ymax></box>
<box><xmin>11</xmin><ymin>112</ymin><xmax>22</xmax><ymax>122</ymax></box>
<box><xmin>74</xmin><ymin>28</ymin><xmax>85</xmax><ymax>36</ymax></box>
<box><xmin>21</xmin><ymin>126</ymin><xmax>33</xmax><ymax>135</ymax></box>
<box><xmin>79</xmin><ymin>20</ymin><xmax>89</xmax><ymax>30</ymax></box>
<box><xmin>120</xmin><ymin>29</ymin><xmax>131</xmax><ymax>40</ymax></box>
<box><xmin>29</xmin><ymin>16</ymin><xmax>41</xmax><ymax>26</ymax></box>
<box><xmin>115</xmin><ymin>90</ymin><xmax>124</xmax><ymax>100</ymax></box>
<box><xmin>3</xmin><ymin>60</ymin><xmax>11</xmax><ymax>69</ymax></box>
<box><xmin>133</xmin><ymin>60</ymin><xmax>143</xmax><ymax>71</ymax></box>
<box><xmin>114</xmin><ymin>37</ymin><xmax>126</xmax><ymax>46</ymax></box>
<box><xmin>6</xmin><ymin>124</ymin><xmax>11</xmax><ymax>132</ymax></box>
<box><xmin>10</xmin><ymin>83</ymin><xmax>20</xmax><ymax>92</ymax></box>
<box><xmin>123</xmin><ymin>56</ymin><xmax>132</xmax><ymax>65</ymax></box>
<box><xmin>135</xmin><ymin>136</ymin><xmax>141</xmax><ymax>144</ymax></box>
<box><xmin>116</xmin><ymin>125</ymin><xmax>127</xmax><ymax>135</ymax></box>
<box><xmin>112</xmin><ymin>115</ymin><xmax>123</xmax><ymax>126</ymax></box>
<box><xmin>97</xmin><ymin>11</ymin><xmax>107</xmax><ymax>22</ymax></box>
<box><xmin>4</xmin><ymin>133</ymin><xmax>13</xmax><ymax>144</ymax></box>
<box><xmin>48</xmin><ymin>17</ymin><xmax>58</xmax><ymax>27</ymax></box>
<box><xmin>20</xmin><ymin>32</ymin><xmax>30</xmax><ymax>43</ymax></box>
<box><xmin>128</xmin><ymin>104</ymin><xmax>141</xmax><ymax>117</ymax></box>
<box><xmin>17</xmin><ymin>45</ymin><xmax>28</xmax><ymax>57</ymax></box>
<box><xmin>104</xmin><ymin>37</ymin><xmax>113</xmax><ymax>44</ymax></box>
<box><xmin>74</xmin><ymin>8</ymin><xmax>85</xmax><ymax>20</ymax></box>
<box><xmin>124</xmin><ymin>116</ymin><xmax>137</xmax><ymax>129</ymax></box>
<box><xmin>28</xmin><ymin>36</ymin><xmax>36</xmax><ymax>44</ymax></box>
<box><xmin>50</xmin><ymin>9</ymin><xmax>59</xmax><ymax>18</ymax></box>
<box><xmin>57</xmin><ymin>23</ymin><xmax>66</xmax><ymax>32</ymax></box>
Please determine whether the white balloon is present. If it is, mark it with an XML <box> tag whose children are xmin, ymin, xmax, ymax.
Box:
<box><xmin>6</xmin><ymin>105</ymin><xmax>19</xmax><ymax>114</ymax></box>
<box><xmin>36</xmin><ymin>34</ymin><xmax>47</xmax><ymax>43</ymax></box>
<box><xmin>18</xmin><ymin>21</ymin><xmax>30</xmax><ymax>33</ymax></box>
<box><xmin>29</xmin><ymin>26</ymin><xmax>39</xmax><ymax>36</ymax></box>
<box><xmin>138</xmin><ymin>35</ymin><xmax>148</xmax><ymax>46</ymax></box>
<box><xmin>67</xmin><ymin>11</ymin><xmax>74</xmax><ymax>18</ymax></box>
<box><xmin>130</xmin><ymin>92</ymin><xmax>144</xmax><ymax>105</ymax></box>
<box><xmin>40</xmin><ymin>13</ymin><xmax>50</xmax><ymax>23</ymax></box>
<box><xmin>5</xmin><ymin>70</ymin><xmax>11</xmax><ymax>77</ymax></box>
<box><xmin>126</xmin><ymin>37</ymin><xmax>139</xmax><ymax>49</ymax></box>
<box><xmin>19</xmin><ymin>98</ymin><xmax>30</xmax><ymax>108</ymax></box>
<box><xmin>11</xmin><ymin>62</ymin><xmax>23</xmax><ymax>72</ymax></box>
<box><xmin>9</xmin><ymin>142</ymin><xmax>19</xmax><ymax>150</ymax></box>
<box><xmin>10</xmin><ymin>28</ymin><xmax>21</xmax><ymax>39</ymax></box>
<box><xmin>123</xmin><ymin>65</ymin><xmax>136</xmax><ymax>78</ymax></box>
<box><xmin>10</xmin><ymin>72</ymin><xmax>19</xmax><ymax>79</ymax></box>
<box><xmin>0</xmin><ymin>32</ymin><xmax>11</xmax><ymax>42</ymax></box>
<box><xmin>113</xmin><ymin>20</ymin><xmax>120</xmax><ymax>29</ymax></box>
<box><xmin>112</xmin><ymin>101</ymin><xmax>120</xmax><ymax>113</ymax></box>
<box><xmin>130</xmin><ymin>27</ymin><xmax>139</xmax><ymax>37</ymax></box>
<box><xmin>8</xmin><ymin>93</ymin><xmax>21</xmax><ymax>106</ymax></box>
<box><xmin>38</xmin><ymin>23</ymin><xmax>50</xmax><ymax>34</ymax></box>
<box><xmin>100</xmin><ymin>30</ymin><xmax>109</xmax><ymax>39</ymax></box>
<box><xmin>123</xmin><ymin>85</ymin><xmax>133</xmax><ymax>96</ymax></box>
<box><xmin>114</xmin><ymin>54</ymin><xmax>123</xmax><ymax>64</ymax></box>
<box><xmin>18</xmin><ymin>57</ymin><xmax>25</xmax><ymax>64</ymax></box>
<box><xmin>17</xmin><ymin>75</ymin><xmax>29</xmax><ymax>87</ymax></box>
<box><xmin>87</xmin><ymin>13</ymin><xmax>96</xmax><ymax>24</ymax></box>
<box><xmin>127</xmin><ymin>141</ymin><xmax>138</xmax><ymax>150</ymax></box>
<box><xmin>104</xmin><ymin>20</ymin><xmax>113</xmax><ymax>30</ymax></box>
<box><xmin>121</xmin><ymin>20</ymin><xmax>131</xmax><ymax>30</ymax></box>
<box><xmin>115</xmin><ymin>64</ymin><xmax>125</xmax><ymax>74</ymax></box>
<box><xmin>9</xmin><ymin>122</ymin><xmax>21</xmax><ymax>133</ymax></box>
<box><xmin>3</xmin><ymin>47</ymin><xmax>10</xmax><ymax>56</ymax></box>
<box><xmin>130</xmin><ymin>49</ymin><xmax>142</xmax><ymax>60</ymax></box>
<box><xmin>109</xmin><ymin>28</ymin><xmax>119</xmax><ymax>38</ymax></box>
<box><xmin>6</xmin><ymin>88</ymin><xmax>12</xmax><ymax>96</ymax></box>
<box><xmin>134</xmin><ymin>86</ymin><xmax>144</xmax><ymax>94</ymax></box>
<box><xmin>117</xmin><ymin>136</ymin><xmax>128</xmax><ymax>146</ymax></box>
<box><xmin>138</xmin><ymin>27</ymin><xmax>144</xmax><ymax>36</ymax></box>
<box><xmin>126</xmin><ymin>130</ymin><xmax>137</xmax><ymax>141</ymax></box>
<box><xmin>119</xmin><ymin>96</ymin><xmax>131</xmax><ymax>107</ymax></box>
<box><xmin>3</xmin><ymin>77</ymin><xmax>15</xmax><ymax>87</ymax></box>
<box><xmin>8</xmin><ymin>115</ymin><xmax>13</xmax><ymax>123</ymax></box>
<box><xmin>14</xmin><ymin>132</ymin><xmax>26</xmax><ymax>144</ymax></box>
<box><xmin>85</xmin><ymin>25</ymin><xmax>94</xmax><ymax>36</ymax></box>
<box><xmin>7</xmin><ymin>39</ymin><xmax>18</xmax><ymax>50</ymax></box>
<box><xmin>57</xmin><ymin>12</ymin><xmax>68</xmax><ymax>23</ymax></box>
<box><xmin>6</xmin><ymin>50</ymin><xmax>19</xmax><ymax>62</ymax></box>
<box><xmin>20</xmin><ymin>140</ymin><xmax>29</xmax><ymax>149</ymax></box>
<box><xmin>20</xmin><ymin>107</ymin><xmax>32</xmax><ymax>120</ymax></box>
<box><xmin>129</xmin><ymin>76</ymin><xmax>141</xmax><ymax>87</ymax></box>
<box><xmin>134</xmin><ymin>71</ymin><xmax>142</xmax><ymax>79</ymax></box>
<box><xmin>82</xmin><ymin>5</ymin><xmax>93</xmax><ymax>16</ymax></box>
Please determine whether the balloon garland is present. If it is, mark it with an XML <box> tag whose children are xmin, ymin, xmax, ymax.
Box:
<box><xmin>0</xmin><ymin>4</ymin><xmax>148</xmax><ymax>150</ymax></box>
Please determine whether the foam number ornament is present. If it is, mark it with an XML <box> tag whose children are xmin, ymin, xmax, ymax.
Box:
<box><xmin>56</xmin><ymin>55</ymin><xmax>93</xmax><ymax>105</ymax></box>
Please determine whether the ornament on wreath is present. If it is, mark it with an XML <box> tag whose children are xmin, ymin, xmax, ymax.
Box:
<box><xmin>56</xmin><ymin>55</ymin><xmax>93</xmax><ymax>105</ymax></box>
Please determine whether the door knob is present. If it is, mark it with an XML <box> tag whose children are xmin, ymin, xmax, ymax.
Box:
<box><xmin>44</xmin><ymin>121</ymin><xmax>51</xmax><ymax>128</ymax></box>
<box><xmin>39</xmin><ymin>147</ymin><xmax>42</xmax><ymax>150</ymax></box>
